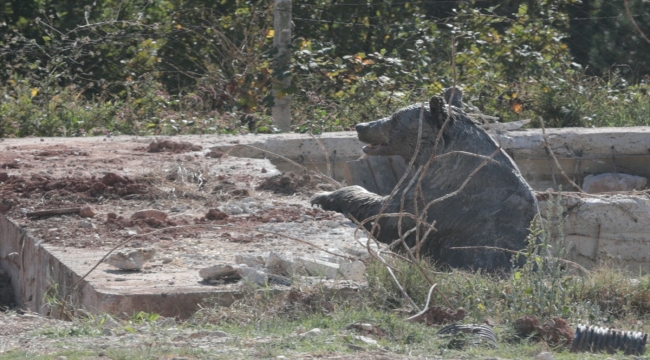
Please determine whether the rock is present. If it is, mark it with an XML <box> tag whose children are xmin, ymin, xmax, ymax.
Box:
<box><xmin>266</xmin><ymin>252</ymin><xmax>303</xmax><ymax>276</ymax></box>
<box><xmin>302</xmin><ymin>328</ymin><xmax>322</xmax><ymax>337</ymax></box>
<box><xmin>205</xmin><ymin>209</ymin><xmax>228</xmax><ymax>221</ymax></box>
<box><xmin>241</xmin><ymin>267</ymin><xmax>268</xmax><ymax>286</ymax></box>
<box><xmin>235</xmin><ymin>254</ymin><xmax>265</xmax><ymax>267</ymax></box>
<box><xmin>78</xmin><ymin>220</ymin><xmax>95</xmax><ymax>229</ymax></box>
<box><xmin>582</xmin><ymin>173</ymin><xmax>647</xmax><ymax>193</ymax></box>
<box><xmin>223</xmin><ymin>204</ymin><xmax>243</xmax><ymax>215</ymax></box>
<box><xmin>353</xmin><ymin>335</ymin><xmax>378</xmax><ymax>345</ymax></box>
<box><xmin>210</xmin><ymin>330</ymin><xmax>228</xmax><ymax>338</ymax></box>
<box><xmin>0</xmin><ymin>172</ymin><xmax>7</xmax><ymax>182</ymax></box>
<box><xmin>360</xmin><ymin>323</ymin><xmax>373</xmax><ymax>331</ymax></box>
<box><xmin>297</xmin><ymin>257</ymin><xmax>339</xmax><ymax>279</ymax></box>
<box><xmin>347</xmin><ymin>344</ymin><xmax>366</xmax><ymax>351</ymax></box>
<box><xmin>338</xmin><ymin>260</ymin><xmax>366</xmax><ymax>281</ymax></box>
<box><xmin>161</xmin><ymin>257</ymin><xmax>174</xmax><ymax>264</ymax></box>
<box><xmin>534</xmin><ymin>352</ymin><xmax>554</xmax><ymax>360</ymax></box>
<box><xmin>104</xmin><ymin>248</ymin><xmax>156</xmax><ymax>271</ymax></box>
<box><xmin>171</xmin><ymin>205</ymin><xmax>186</xmax><ymax>212</ymax></box>
<box><xmin>79</xmin><ymin>206</ymin><xmax>96</xmax><ymax>218</ymax></box>
<box><xmin>131</xmin><ymin>209</ymin><xmax>168</xmax><ymax>221</ymax></box>
<box><xmin>199</xmin><ymin>264</ymin><xmax>245</xmax><ymax>280</ymax></box>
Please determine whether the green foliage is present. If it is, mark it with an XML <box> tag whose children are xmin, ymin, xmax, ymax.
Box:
<box><xmin>1</xmin><ymin>0</ymin><xmax>650</xmax><ymax>137</ymax></box>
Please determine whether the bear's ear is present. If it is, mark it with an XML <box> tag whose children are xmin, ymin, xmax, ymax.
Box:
<box><xmin>429</xmin><ymin>95</ymin><xmax>453</xmax><ymax>129</ymax></box>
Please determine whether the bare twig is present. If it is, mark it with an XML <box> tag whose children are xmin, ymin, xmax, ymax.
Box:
<box><xmin>624</xmin><ymin>0</ymin><xmax>650</xmax><ymax>46</ymax></box>
<box><xmin>423</xmin><ymin>147</ymin><xmax>501</xmax><ymax>214</ymax></box>
<box><xmin>253</xmin><ymin>229</ymin><xmax>358</xmax><ymax>262</ymax></box>
<box><xmin>224</xmin><ymin>144</ymin><xmax>342</xmax><ymax>189</ymax></box>
<box><xmin>386</xmin><ymin>266</ymin><xmax>421</xmax><ymax>312</ymax></box>
<box><xmin>406</xmin><ymin>283</ymin><xmax>437</xmax><ymax>323</ymax></box>
<box><xmin>70</xmin><ymin>224</ymin><xmax>219</xmax><ymax>290</ymax></box>
<box><xmin>539</xmin><ymin>117</ymin><xmax>584</xmax><ymax>192</ymax></box>
<box><xmin>309</xmin><ymin>132</ymin><xmax>333</xmax><ymax>178</ymax></box>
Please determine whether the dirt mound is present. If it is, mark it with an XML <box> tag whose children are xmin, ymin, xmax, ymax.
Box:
<box><xmin>257</xmin><ymin>172</ymin><xmax>319</xmax><ymax>195</ymax></box>
<box><xmin>0</xmin><ymin>172</ymin><xmax>148</xmax><ymax>200</ymax></box>
<box><xmin>514</xmin><ymin>315</ymin><xmax>574</xmax><ymax>347</ymax></box>
<box><xmin>148</xmin><ymin>140</ymin><xmax>202</xmax><ymax>153</ymax></box>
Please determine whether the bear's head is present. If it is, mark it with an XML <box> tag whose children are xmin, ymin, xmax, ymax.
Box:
<box><xmin>354</xmin><ymin>95</ymin><xmax>459</xmax><ymax>164</ymax></box>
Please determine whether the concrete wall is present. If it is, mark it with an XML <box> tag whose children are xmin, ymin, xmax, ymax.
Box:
<box><xmin>210</xmin><ymin>127</ymin><xmax>650</xmax><ymax>192</ymax></box>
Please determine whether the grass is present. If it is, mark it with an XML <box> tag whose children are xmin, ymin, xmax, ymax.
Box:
<box><xmin>4</xmin><ymin>258</ymin><xmax>650</xmax><ymax>359</ymax></box>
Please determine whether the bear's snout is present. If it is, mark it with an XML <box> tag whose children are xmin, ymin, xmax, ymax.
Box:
<box><xmin>355</xmin><ymin>120</ymin><xmax>389</xmax><ymax>146</ymax></box>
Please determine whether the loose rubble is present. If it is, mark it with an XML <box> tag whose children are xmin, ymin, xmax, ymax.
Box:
<box><xmin>198</xmin><ymin>251</ymin><xmax>367</xmax><ymax>286</ymax></box>
<box><xmin>104</xmin><ymin>248</ymin><xmax>157</xmax><ymax>271</ymax></box>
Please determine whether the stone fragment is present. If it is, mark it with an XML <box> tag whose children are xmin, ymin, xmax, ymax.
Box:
<box><xmin>199</xmin><ymin>264</ymin><xmax>245</xmax><ymax>280</ymax></box>
<box><xmin>582</xmin><ymin>173</ymin><xmax>647</xmax><ymax>193</ymax></box>
<box><xmin>266</xmin><ymin>252</ymin><xmax>303</xmax><ymax>276</ymax></box>
<box><xmin>297</xmin><ymin>257</ymin><xmax>339</xmax><ymax>279</ymax></box>
<box><xmin>353</xmin><ymin>335</ymin><xmax>378</xmax><ymax>345</ymax></box>
<box><xmin>223</xmin><ymin>204</ymin><xmax>243</xmax><ymax>215</ymax></box>
<box><xmin>205</xmin><ymin>209</ymin><xmax>228</xmax><ymax>221</ymax></box>
<box><xmin>210</xmin><ymin>330</ymin><xmax>228</xmax><ymax>338</ymax></box>
<box><xmin>0</xmin><ymin>172</ymin><xmax>8</xmax><ymax>182</ymax></box>
<box><xmin>131</xmin><ymin>209</ymin><xmax>168</xmax><ymax>221</ymax></box>
<box><xmin>235</xmin><ymin>254</ymin><xmax>265</xmax><ymax>267</ymax></box>
<box><xmin>338</xmin><ymin>260</ymin><xmax>366</xmax><ymax>281</ymax></box>
<box><xmin>241</xmin><ymin>267</ymin><xmax>268</xmax><ymax>286</ymax></box>
<box><xmin>302</xmin><ymin>328</ymin><xmax>322</xmax><ymax>337</ymax></box>
<box><xmin>78</xmin><ymin>220</ymin><xmax>95</xmax><ymax>229</ymax></box>
<box><xmin>79</xmin><ymin>206</ymin><xmax>96</xmax><ymax>218</ymax></box>
<box><xmin>104</xmin><ymin>248</ymin><xmax>156</xmax><ymax>271</ymax></box>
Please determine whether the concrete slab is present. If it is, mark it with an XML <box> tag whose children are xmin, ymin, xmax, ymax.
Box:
<box><xmin>1</xmin><ymin>127</ymin><xmax>650</xmax><ymax>318</ymax></box>
<box><xmin>0</xmin><ymin>135</ymin><xmax>370</xmax><ymax>318</ymax></box>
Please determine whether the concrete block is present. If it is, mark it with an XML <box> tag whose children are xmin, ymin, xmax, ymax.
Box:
<box><xmin>266</xmin><ymin>251</ymin><xmax>302</xmax><ymax>276</ymax></box>
<box><xmin>297</xmin><ymin>257</ymin><xmax>339</xmax><ymax>279</ymax></box>
<box><xmin>241</xmin><ymin>267</ymin><xmax>268</xmax><ymax>286</ymax></box>
<box><xmin>582</xmin><ymin>173</ymin><xmax>647</xmax><ymax>193</ymax></box>
<box><xmin>199</xmin><ymin>264</ymin><xmax>245</xmax><ymax>280</ymax></box>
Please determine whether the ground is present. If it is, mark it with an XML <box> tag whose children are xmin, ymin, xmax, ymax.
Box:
<box><xmin>0</xmin><ymin>136</ymin><xmax>647</xmax><ymax>359</ymax></box>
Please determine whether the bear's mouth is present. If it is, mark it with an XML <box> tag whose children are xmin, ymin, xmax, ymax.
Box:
<box><xmin>362</xmin><ymin>142</ymin><xmax>388</xmax><ymax>154</ymax></box>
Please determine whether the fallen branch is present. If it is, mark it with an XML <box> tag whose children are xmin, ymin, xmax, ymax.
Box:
<box><xmin>386</xmin><ymin>266</ymin><xmax>421</xmax><ymax>312</ymax></box>
<box><xmin>26</xmin><ymin>207</ymin><xmax>81</xmax><ymax>217</ymax></box>
<box><xmin>406</xmin><ymin>283</ymin><xmax>437</xmax><ymax>323</ymax></box>
<box><xmin>70</xmin><ymin>224</ymin><xmax>220</xmax><ymax>290</ymax></box>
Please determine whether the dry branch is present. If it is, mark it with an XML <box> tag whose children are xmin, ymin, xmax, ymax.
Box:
<box><xmin>26</xmin><ymin>207</ymin><xmax>82</xmax><ymax>217</ymax></box>
<box><xmin>539</xmin><ymin>117</ymin><xmax>584</xmax><ymax>193</ymax></box>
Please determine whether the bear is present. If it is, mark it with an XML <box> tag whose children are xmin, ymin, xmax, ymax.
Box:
<box><xmin>310</xmin><ymin>91</ymin><xmax>538</xmax><ymax>271</ymax></box>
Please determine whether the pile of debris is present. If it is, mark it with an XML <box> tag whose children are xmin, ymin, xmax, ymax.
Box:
<box><xmin>198</xmin><ymin>251</ymin><xmax>367</xmax><ymax>286</ymax></box>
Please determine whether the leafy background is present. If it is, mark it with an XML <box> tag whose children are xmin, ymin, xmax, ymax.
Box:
<box><xmin>1</xmin><ymin>0</ymin><xmax>649</xmax><ymax>137</ymax></box>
